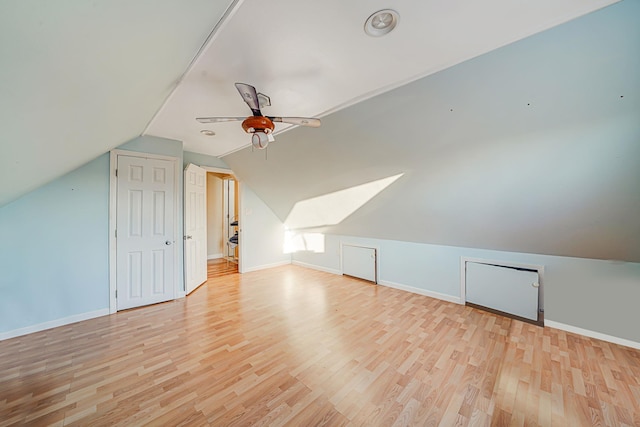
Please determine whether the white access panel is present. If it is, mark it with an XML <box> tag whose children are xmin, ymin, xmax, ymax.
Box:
<box><xmin>466</xmin><ymin>262</ymin><xmax>539</xmax><ymax>321</ymax></box>
<box><xmin>342</xmin><ymin>244</ymin><xmax>376</xmax><ymax>283</ymax></box>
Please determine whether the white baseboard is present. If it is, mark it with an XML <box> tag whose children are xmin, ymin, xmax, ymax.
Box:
<box><xmin>378</xmin><ymin>280</ymin><xmax>462</xmax><ymax>305</ymax></box>
<box><xmin>242</xmin><ymin>260</ymin><xmax>291</xmax><ymax>273</ymax></box>
<box><xmin>0</xmin><ymin>308</ymin><xmax>110</xmax><ymax>342</ymax></box>
<box><xmin>545</xmin><ymin>320</ymin><xmax>640</xmax><ymax>350</ymax></box>
<box><xmin>208</xmin><ymin>253</ymin><xmax>224</xmax><ymax>260</ymax></box>
<box><xmin>292</xmin><ymin>260</ymin><xmax>341</xmax><ymax>275</ymax></box>
<box><xmin>289</xmin><ymin>264</ymin><xmax>461</xmax><ymax>305</ymax></box>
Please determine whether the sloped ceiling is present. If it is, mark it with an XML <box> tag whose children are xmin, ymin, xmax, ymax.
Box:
<box><xmin>1</xmin><ymin>0</ymin><xmax>635</xmax><ymax>263</ymax></box>
<box><xmin>0</xmin><ymin>0</ymin><xmax>235</xmax><ymax>206</ymax></box>
<box><xmin>146</xmin><ymin>0</ymin><xmax>619</xmax><ymax>157</ymax></box>
<box><xmin>0</xmin><ymin>0</ymin><xmax>618</xmax><ymax>208</ymax></box>
<box><xmin>223</xmin><ymin>1</ymin><xmax>640</xmax><ymax>262</ymax></box>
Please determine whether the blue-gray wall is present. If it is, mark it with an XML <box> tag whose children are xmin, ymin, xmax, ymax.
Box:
<box><xmin>293</xmin><ymin>235</ymin><xmax>640</xmax><ymax>343</ymax></box>
<box><xmin>223</xmin><ymin>0</ymin><xmax>640</xmax><ymax>263</ymax></box>
<box><xmin>0</xmin><ymin>135</ymin><xmax>185</xmax><ymax>335</ymax></box>
<box><xmin>0</xmin><ymin>154</ymin><xmax>110</xmax><ymax>333</ymax></box>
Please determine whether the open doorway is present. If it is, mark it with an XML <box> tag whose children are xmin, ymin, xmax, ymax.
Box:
<box><xmin>206</xmin><ymin>171</ymin><xmax>239</xmax><ymax>277</ymax></box>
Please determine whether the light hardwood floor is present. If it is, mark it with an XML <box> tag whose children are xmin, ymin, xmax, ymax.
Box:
<box><xmin>207</xmin><ymin>258</ymin><xmax>238</xmax><ymax>279</ymax></box>
<box><xmin>1</xmin><ymin>265</ymin><xmax>639</xmax><ymax>426</ymax></box>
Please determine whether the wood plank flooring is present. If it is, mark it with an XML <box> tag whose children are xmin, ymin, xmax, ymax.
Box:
<box><xmin>1</xmin><ymin>265</ymin><xmax>639</xmax><ymax>426</ymax></box>
<box><xmin>207</xmin><ymin>258</ymin><xmax>238</xmax><ymax>279</ymax></box>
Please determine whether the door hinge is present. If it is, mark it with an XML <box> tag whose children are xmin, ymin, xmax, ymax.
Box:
<box><xmin>115</xmin><ymin>290</ymin><xmax>118</xmax><ymax>298</ymax></box>
<box><xmin>115</xmin><ymin>229</ymin><xmax>117</xmax><ymax>238</ymax></box>
<box><xmin>115</xmin><ymin>169</ymin><xmax>118</xmax><ymax>177</ymax></box>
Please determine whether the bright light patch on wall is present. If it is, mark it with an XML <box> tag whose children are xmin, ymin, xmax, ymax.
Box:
<box><xmin>284</xmin><ymin>173</ymin><xmax>404</xmax><ymax>229</ymax></box>
<box><xmin>283</xmin><ymin>231</ymin><xmax>325</xmax><ymax>254</ymax></box>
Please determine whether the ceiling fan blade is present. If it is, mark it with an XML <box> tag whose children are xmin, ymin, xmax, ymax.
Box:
<box><xmin>269</xmin><ymin>117</ymin><xmax>321</xmax><ymax>127</ymax></box>
<box><xmin>196</xmin><ymin>116</ymin><xmax>246</xmax><ymax>123</ymax></box>
<box><xmin>235</xmin><ymin>83</ymin><xmax>262</xmax><ymax>116</ymax></box>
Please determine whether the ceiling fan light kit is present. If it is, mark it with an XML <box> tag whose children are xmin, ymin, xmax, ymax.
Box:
<box><xmin>251</xmin><ymin>132</ymin><xmax>270</xmax><ymax>149</ymax></box>
<box><xmin>196</xmin><ymin>82</ymin><xmax>321</xmax><ymax>150</ymax></box>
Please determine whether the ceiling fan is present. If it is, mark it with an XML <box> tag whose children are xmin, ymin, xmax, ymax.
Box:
<box><xmin>196</xmin><ymin>83</ymin><xmax>321</xmax><ymax>149</ymax></box>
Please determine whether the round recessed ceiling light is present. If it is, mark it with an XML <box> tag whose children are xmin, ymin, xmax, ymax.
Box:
<box><xmin>364</xmin><ymin>9</ymin><xmax>399</xmax><ymax>37</ymax></box>
<box><xmin>200</xmin><ymin>129</ymin><xmax>215</xmax><ymax>136</ymax></box>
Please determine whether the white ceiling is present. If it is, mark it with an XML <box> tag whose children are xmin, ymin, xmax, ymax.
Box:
<box><xmin>0</xmin><ymin>0</ymin><xmax>618</xmax><ymax>207</ymax></box>
<box><xmin>146</xmin><ymin>0</ymin><xmax>618</xmax><ymax>157</ymax></box>
<box><xmin>222</xmin><ymin>0</ymin><xmax>640</xmax><ymax>262</ymax></box>
<box><xmin>0</xmin><ymin>0</ymin><xmax>233</xmax><ymax>207</ymax></box>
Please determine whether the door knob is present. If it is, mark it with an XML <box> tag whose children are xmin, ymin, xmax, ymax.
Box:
<box><xmin>165</xmin><ymin>241</ymin><xmax>173</xmax><ymax>245</ymax></box>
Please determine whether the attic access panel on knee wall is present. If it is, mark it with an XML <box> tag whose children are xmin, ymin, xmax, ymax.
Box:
<box><xmin>462</xmin><ymin>258</ymin><xmax>544</xmax><ymax>323</ymax></box>
<box><xmin>341</xmin><ymin>244</ymin><xmax>377</xmax><ymax>283</ymax></box>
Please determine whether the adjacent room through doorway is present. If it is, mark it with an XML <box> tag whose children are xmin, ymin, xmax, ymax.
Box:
<box><xmin>206</xmin><ymin>171</ymin><xmax>239</xmax><ymax>277</ymax></box>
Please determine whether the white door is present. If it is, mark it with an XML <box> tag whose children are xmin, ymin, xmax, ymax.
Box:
<box><xmin>116</xmin><ymin>155</ymin><xmax>176</xmax><ymax>310</ymax></box>
<box><xmin>184</xmin><ymin>164</ymin><xmax>207</xmax><ymax>294</ymax></box>
<box><xmin>466</xmin><ymin>262</ymin><xmax>539</xmax><ymax>321</ymax></box>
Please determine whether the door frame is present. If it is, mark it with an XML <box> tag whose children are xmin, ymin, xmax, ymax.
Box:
<box><xmin>222</xmin><ymin>176</ymin><xmax>236</xmax><ymax>262</ymax></box>
<box><xmin>108</xmin><ymin>149</ymin><xmax>181</xmax><ymax>314</ymax></box>
<box><xmin>200</xmin><ymin>166</ymin><xmax>243</xmax><ymax>273</ymax></box>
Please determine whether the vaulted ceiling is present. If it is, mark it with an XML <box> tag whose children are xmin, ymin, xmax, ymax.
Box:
<box><xmin>1</xmin><ymin>0</ymin><xmax>637</xmax><ymax>262</ymax></box>
<box><xmin>0</xmin><ymin>0</ymin><xmax>618</xmax><ymax>207</ymax></box>
<box><xmin>223</xmin><ymin>0</ymin><xmax>640</xmax><ymax>262</ymax></box>
<box><xmin>145</xmin><ymin>0</ymin><xmax>619</xmax><ymax>158</ymax></box>
<box><xmin>0</xmin><ymin>0</ymin><xmax>234</xmax><ymax>206</ymax></box>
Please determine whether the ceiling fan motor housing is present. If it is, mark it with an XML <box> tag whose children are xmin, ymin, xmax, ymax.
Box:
<box><xmin>242</xmin><ymin>116</ymin><xmax>274</xmax><ymax>134</ymax></box>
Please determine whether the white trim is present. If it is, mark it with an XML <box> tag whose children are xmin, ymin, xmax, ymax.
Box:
<box><xmin>237</xmin><ymin>181</ymin><xmax>244</xmax><ymax>274</ymax></box>
<box><xmin>208</xmin><ymin>253</ymin><xmax>224</xmax><ymax>260</ymax></box>
<box><xmin>379</xmin><ymin>280</ymin><xmax>462</xmax><ymax>305</ymax></box>
<box><xmin>545</xmin><ymin>320</ymin><xmax>640</xmax><ymax>350</ymax></box>
<box><xmin>222</xmin><ymin>177</ymin><xmax>236</xmax><ymax>264</ymax></box>
<box><xmin>0</xmin><ymin>309</ymin><xmax>110</xmax><ymax>342</ymax></box>
<box><xmin>217</xmin><ymin>143</ymin><xmax>252</xmax><ymax>158</ymax></box>
<box><xmin>109</xmin><ymin>151</ymin><xmax>118</xmax><ymax>313</ymax></box>
<box><xmin>141</xmin><ymin>0</ymin><xmax>244</xmax><ymax>137</ymax></box>
<box><xmin>201</xmin><ymin>166</ymin><xmax>235</xmax><ymax>177</ymax></box>
<box><xmin>109</xmin><ymin>149</ymin><xmax>181</xmax><ymax>313</ymax></box>
<box><xmin>292</xmin><ymin>260</ymin><xmax>341</xmax><ymax>275</ymax></box>
<box><xmin>242</xmin><ymin>260</ymin><xmax>291</xmax><ymax>273</ymax></box>
<box><xmin>460</xmin><ymin>256</ymin><xmax>545</xmax><ymax>309</ymax></box>
<box><xmin>340</xmin><ymin>242</ymin><xmax>380</xmax><ymax>284</ymax></box>
<box><xmin>199</xmin><ymin>164</ymin><xmax>242</xmax><ymax>273</ymax></box>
